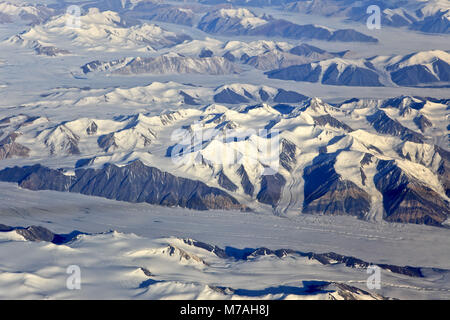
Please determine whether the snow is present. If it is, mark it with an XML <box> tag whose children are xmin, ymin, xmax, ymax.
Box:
<box><xmin>4</xmin><ymin>8</ymin><xmax>189</xmax><ymax>53</ymax></box>
<box><xmin>0</xmin><ymin>1</ymin><xmax>40</xmax><ymax>16</ymax></box>
<box><xmin>0</xmin><ymin>0</ymin><xmax>448</xmax><ymax>300</ymax></box>
<box><xmin>0</xmin><ymin>183</ymin><xmax>450</xmax><ymax>299</ymax></box>
<box><xmin>388</xmin><ymin>50</ymin><xmax>450</xmax><ymax>69</ymax></box>
<box><xmin>416</xmin><ymin>0</ymin><xmax>450</xmax><ymax>17</ymax></box>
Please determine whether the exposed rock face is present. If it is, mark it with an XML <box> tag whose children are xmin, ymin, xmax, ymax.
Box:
<box><xmin>164</xmin><ymin>244</ymin><xmax>209</xmax><ymax>265</ymax></box>
<box><xmin>287</xmin><ymin>0</ymin><xmax>449</xmax><ymax>35</ymax></box>
<box><xmin>0</xmin><ymin>224</ymin><xmax>14</xmax><ymax>232</ymax></box>
<box><xmin>322</xmin><ymin>282</ymin><xmax>387</xmax><ymax>300</ymax></box>
<box><xmin>413</xmin><ymin>114</ymin><xmax>432</xmax><ymax>132</ymax></box>
<box><xmin>411</xmin><ymin>10</ymin><xmax>450</xmax><ymax>34</ymax></box>
<box><xmin>33</xmin><ymin>43</ymin><xmax>70</xmax><ymax>56</ymax></box>
<box><xmin>214</xmin><ymin>88</ymin><xmax>250</xmax><ymax>104</ymax></box>
<box><xmin>266</xmin><ymin>64</ymin><xmax>322</xmax><ymax>82</ymax></box>
<box><xmin>217</xmin><ymin>170</ymin><xmax>238</xmax><ymax>192</ymax></box>
<box><xmin>179</xmin><ymin>91</ymin><xmax>200</xmax><ymax>105</ymax></box>
<box><xmin>381</xmin><ymin>96</ymin><xmax>426</xmax><ymax>110</ymax></box>
<box><xmin>313</xmin><ymin>114</ymin><xmax>353</xmax><ymax>132</ymax></box>
<box><xmin>303</xmin><ymin>251</ymin><xmax>423</xmax><ymax>278</ymax></box>
<box><xmin>199</xmin><ymin>48</ymin><xmax>214</xmax><ymax>58</ymax></box>
<box><xmin>436</xmin><ymin>146</ymin><xmax>450</xmax><ymax>197</ymax></box>
<box><xmin>397</xmin><ymin>143</ymin><xmax>450</xmax><ymax>198</ymax></box>
<box><xmin>374</xmin><ymin>160</ymin><xmax>449</xmax><ymax>226</ymax></box>
<box><xmin>82</xmin><ymin>55</ymin><xmax>240</xmax><ymax>75</ymax></box>
<box><xmin>86</xmin><ymin>121</ymin><xmax>98</xmax><ymax>135</ymax></box>
<box><xmin>237</xmin><ymin>165</ymin><xmax>254</xmax><ymax>196</ymax></box>
<box><xmin>39</xmin><ymin>124</ymin><xmax>81</xmax><ymax>155</ymax></box>
<box><xmin>257</xmin><ymin>173</ymin><xmax>286</xmax><ymax>206</ymax></box>
<box><xmin>303</xmin><ymin>154</ymin><xmax>371</xmax><ymax>217</ymax></box>
<box><xmin>183</xmin><ymin>238</ymin><xmax>229</xmax><ymax>259</ymax></box>
<box><xmin>15</xmin><ymin>225</ymin><xmax>56</xmax><ymax>242</ymax></box>
<box><xmin>0</xmin><ymin>224</ymin><xmax>81</xmax><ymax>244</ymax></box>
<box><xmin>273</xmin><ymin>89</ymin><xmax>308</xmax><ymax>103</ymax></box>
<box><xmin>201</xmin><ymin>241</ymin><xmax>431</xmax><ymax>279</ymax></box>
<box><xmin>130</xmin><ymin>3</ymin><xmax>195</xmax><ymax>26</ymax></box>
<box><xmin>279</xmin><ymin>139</ymin><xmax>297</xmax><ymax>172</ymax></box>
<box><xmin>0</xmin><ymin>132</ymin><xmax>30</xmax><ymax>159</ymax></box>
<box><xmin>388</xmin><ymin>57</ymin><xmax>450</xmax><ymax>86</ymax></box>
<box><xmin>289</xmin><ymin>43</ymin><xmax>342</xmax><ymax>60</ymax></box>
<box><xmin>0</xmin><ymin>161</ymin><xmax>247</xmax><ymax>211</ymax></box>
<box><xmin>367</xmin><ymin>109</ymin><xmax>425</xmax><ymax>143</ymax></box>
<box><xmin>321</xmin><ymin>63</ymin><xmax>382</xmax><ymax>86</ymax></box>
<box><xmin>266</xmin><ymin>62</ymin><xmax>383</xmax><ymax>86</ymax></box>
<box><xmin>213</xmin><ymin>87</ymin><xmax>307</xmax><ymax>104</ymax></box>
<box><xmin>243</xmin><ymin>51</ymin><xmax>312</xmax><ymax>70</ymax></box>
<box><xmin>197</xmin><ymin>11</ymin><xmax>377</xmax><ymax>43</ymax></box>
<box><xmin>222</xmin><ymin>51</ymin><xmax>236</xmax><ymax>62</ymax></box>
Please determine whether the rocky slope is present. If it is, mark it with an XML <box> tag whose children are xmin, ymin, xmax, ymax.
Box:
<box><xmin>0</xmin><ymin>160</ymin><xmax>247</xmax><ymax>211</ymax></box>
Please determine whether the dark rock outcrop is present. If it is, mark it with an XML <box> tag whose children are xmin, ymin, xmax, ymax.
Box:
<box><xmin>0</xmin><ymin>224</ymin><xmax>82</xmax><ymax>244</ymax></box>
<box><xmin>180</xmin><ymin>91</ymin><xmax>200</xmax><ymax>105</ymax></box>
<box><xmin>267</xmin><ymin>62</ymin><xmax>383</xmax><ymax>87</ymax></box>
<box><xmin>322</xmin><ymin>63</ymin><xmax>383</xmax><ymax>87</ymax></box>
<box><xmin>86</xmin><ymin>121</ymin><xmax>98</xmax><ymax>135</ymax></box>
<box><xmin>216</xmin><ymin>243</ymin><xmax>432</xmax><ymax>279</ymax></box>
<box><xmin>266</xmin><ymin>64</ymin><xmax>322</xmax><ymax>82</ymax></box>
<box><xmin>279</xmin><ymin>139</ymin><xmax>297</xmax><ymax>172</ymax></box>
<box><xmin>183</xmin><ymin>238</ymin><xmax>228</xmax><ymax>259</ymax></box>
<box><xmin>198</xmin><ymin>12</ymin><xmax>378</xmax><ymax>43</ymax></box>
<box><xmin>130</xmin><ymin>3</ymin><xmax>195</xmax><ymax>26</ymax></box>
<box><xmin>313</xmin><ymin>114</ymin><xmax>353</xmax><ymax>132</ymax></box>
<box><xmin>367</xmin><ymin>109</ymin><xmax>425</xmax><ymax>143</ymax></box>
<box><xmin>237</xmin><ymin>165</ymin><xmax>254</xmax><ymax>197</ymax></box>
<box><xmin>273</xmin><ymin>89</ymin><xmax>308</xmax><ymax>103</ymax></box>
<box><xmin>0</xmin><ymin>132</ymin><xmax>30</xmax><ymax>159</ymax></box>
<box><xmin>213</xmin><ymin>88</ymin><xmax>249</xmax><ymax>104</ymax></box>
<box><xmin>199</xmin><ymin>48</ymin><xmax>214</xmax><ymax>58</ymax></box>
<box><xmin>15</xmin><ymin>225</ymin><xmax>56</xmax><ymax>242</ymax></box>
<box><xmin>374</xmin><ymin>160</ymin><xmax>449</xmax><ymax>226</ymax></box>
<box><xmin>435</xmin><ymin>146</ymin><xmax>450</xmax><ymax>197</ymax></box>
<box><xmin>303</xmin><ymin>153</ymin><xmax>371</xmax><ymax>217</ymax></box>
<box><xmin>257</xmin><ymin>173</ymin><xmax>286</xmax><ymax>206</ymax></box>
<box><xmin>0</xmin><ymin>161</ymin><xmax>247</xmax><ymax>211</ymax></box>
<box><xmin>388</xmin><ymin>57</ymin><xmax>450</xmax><ymax>86</ymax></box>
<box><xmin>414</xmin><ymin>114</ymin><xmax>432</xmax><ymax>132</ymax></box>
<box><xmin>217</xmin><ymin>170</ymin><xmax>238</xmax><ymax>192</ymax></box>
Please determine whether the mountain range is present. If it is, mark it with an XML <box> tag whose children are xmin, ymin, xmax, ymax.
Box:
<box><xmin>0</xmin><ymin>92</ymin><xmax>448</xmax><ymax>226</ymax></box>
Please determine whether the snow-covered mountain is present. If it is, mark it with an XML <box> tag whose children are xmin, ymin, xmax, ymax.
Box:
<box><xmin>0</xmin><ymin>0</ymin><xmax>449</xmax><ymax>301</ymax></box>
<box><xmin>266</xmin><ymin>58</ymin><xmax>384</xmax><ymax>87</ymax></box>
<box><xmin>5</xmin><ymin>8</ymin><xmax>192</xmax><ymax>54</ymax></box>
<box><xmin>0</xmin><ymin>1</ymin><xmax>54</xmax><ymax>24</ymax></box>
<box><xmin>0</xmin><ymin>92</ymin><xmax>448</xmax><ymax>226</ymax></box>
<box><xmin>285</xmin><ymin>0</ymin><xmax>449</xmax><ymax>34</ymax></box>
<box><xmin>267</xmin><ymin>50</ymin><xmax>450</xmax><ymax>87</ymax></box>
<box><xmin>197</xmin><ymin>8</ymin><xmax>378</xmax><ymax>42</ymax></box>
<box><xmin>170</xmin><ymin>40</ymin><xmax>345</xmax><ymax>71</ymax></box>
<box><xmin>4</xmin><ymin>225</ymin><xmax>428</xmax><ymax>299</ymax></box>
<box><xmin>197</xmin><ymin>0</ymin><xmax>449</xmax><ymax>34</ymax></box>
<box><xmin>81</xmin><ymin>53</ymin><xmax>241</xmax><ymax>75</ymax></box>
<box><xmin>378</xmin><ymin>50</ymin><xmax>450</xmax><ymax>86</ymax></box>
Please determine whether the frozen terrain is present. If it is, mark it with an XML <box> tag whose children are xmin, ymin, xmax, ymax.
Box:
<box><xmin>0</xmin><ymin>0</ymin><xmax>449</xmax><ymax>300</ymax></box>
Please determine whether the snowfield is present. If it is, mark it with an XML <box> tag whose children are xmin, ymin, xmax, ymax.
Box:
<box><xmin>0</xmin><ymin>182</ymin><xmax>450</xmax><ymax>300</ymax></box>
